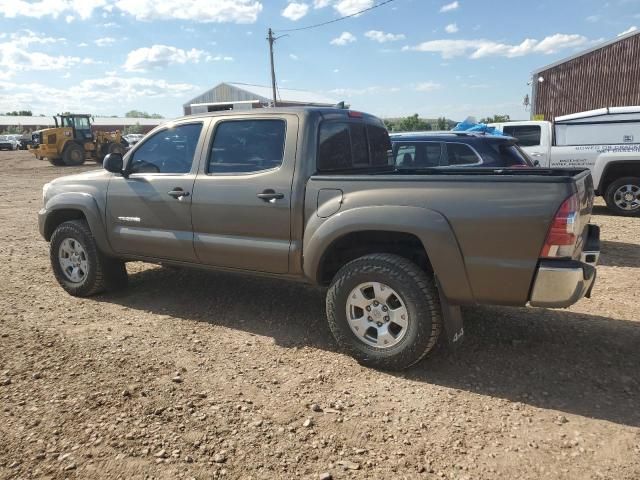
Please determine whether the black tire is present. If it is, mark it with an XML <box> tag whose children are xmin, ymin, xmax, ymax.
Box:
<box><xmin>604</xmin><ymin>176</ymin><xmax>640</xmax><ymax>217</ymax></box>
<box><xmin>326</xmin><ymin>253</ymin><xmax>442</xmax><ymax>370</ymax></box>
<box><xmin>62</xmin><ymin>142</ymin><xmax>85</xmax><ymax>166</ymax></box>
<box><xmin>48</xmin><ymin>157</ymin><xmax>65</xmax><ymax>166</ymax></box>
<box><xmin>50</xmin><ymin>220</ymin><xmax>128</xmax><ymax>296</ymax></box>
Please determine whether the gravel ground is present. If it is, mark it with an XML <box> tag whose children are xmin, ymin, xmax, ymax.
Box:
<box><xmin>0</xmin><ymin>150</ymin><xmax>639</xmax><ymax>480</ymax></box>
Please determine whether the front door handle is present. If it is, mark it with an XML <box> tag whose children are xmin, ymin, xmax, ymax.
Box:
<box><xmin>257</xmin><ymin>189</ymin><xmax>284</xmax><ymax>202</ymax></box>
<box><xmin>168</xmin><ymin>188</ymin><xmax>190</xmax><ymax>199</ymax></box>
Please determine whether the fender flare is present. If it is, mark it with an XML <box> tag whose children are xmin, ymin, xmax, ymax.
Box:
<box><xmin>593</xmin><ymin>156</ymin><xmax>640</xmax><ymax>193</ymax></box>
<box><xmin>303</xmin><ymin>205</ymin><xmax>474</xmax><ymax>305</ymax></box>
<box><xmin>41</xmin><ymin>192</ymin><xmax>113</xmax><ymax>255</ymax></box>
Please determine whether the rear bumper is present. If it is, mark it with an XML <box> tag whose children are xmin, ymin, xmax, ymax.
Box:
<box><xmin>529</xmin><ymin>225</ymin><xmax>599</xmax><ymax>308</ymax></box>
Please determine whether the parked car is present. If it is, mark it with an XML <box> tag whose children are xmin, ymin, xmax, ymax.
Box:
<box><xmin>490</xmin><ymin>106</ymin><xmax>640</xmax><ymax>216</ymax></box>
<box><xmin>39</xmin><ymin>107</ymin><xmax>600</xmax><ymax>370</ymax></box>
<box><xmin>390</xmin><ymin>132</ymin><xmax>534</xmax><ymax>169</ymax></box>
<box><xmin>124</xmin><ymin>133</ymin><xmax>144</xmax><ymax>146</ymax></box>
<box><xmin>0</xmin><ymin>135</ymin><xmax>20</xmax><ymax>151</ymax></box>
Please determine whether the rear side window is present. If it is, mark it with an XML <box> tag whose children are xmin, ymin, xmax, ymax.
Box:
<box><xmin>394</xmin><ymin>142</ymin><xmax>441</xmax><ymax>168</ymax></box>
<box><xmin>503</xmin><ymin>125</ymin><xmax>541</xmax><ymax>147</ymax></box>
<box><xmin>495</xmin><ymin>144</ymin><xmax>533</xmax><ymax>166</ymax></box>
<box><xmin>367</xmin><ymin>125</ymin><xmax>392</xmax><ymax>166</ymax></box>
<box><xmin>445</xmin><ymin>143</ymin><xmax>481</xmax><ymax>166</ymax></box>
<box><xmin>318</xmin><ymin>121</ymin><xmax>392</xmax><ymax>171</ymax></box>
<box><xmin>208</xmin><ymin>119</ymin><xmax>286</xmax><ymax>174</ymax></box>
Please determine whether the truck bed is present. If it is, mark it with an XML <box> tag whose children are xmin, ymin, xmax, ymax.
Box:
<box><xmin>305</xmin><ymin>167</ymin><xmax>594</xmax><ymax>306</ymax></box>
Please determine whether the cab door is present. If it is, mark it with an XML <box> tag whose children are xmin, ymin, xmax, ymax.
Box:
<box><xmin>191</xmin><ymin>115</ymin><xmax>298</xmax><ymax>274</ymax></box>
<box><xmin>106</xmin><ymin>121</ymin><xmax>207</xmax><ymax>262</ymax></box>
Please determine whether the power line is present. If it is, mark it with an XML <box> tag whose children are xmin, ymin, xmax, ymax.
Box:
<box><xmin>274</xmin><ymin>0</ymin><xmax>398</xmax><ymax>33</ymax></box>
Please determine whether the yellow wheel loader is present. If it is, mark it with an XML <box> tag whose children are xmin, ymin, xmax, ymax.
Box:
<box><xmin>29</xmin><ymin>114</ymin><xmax>129</xmax><ymax>166</ymax></box>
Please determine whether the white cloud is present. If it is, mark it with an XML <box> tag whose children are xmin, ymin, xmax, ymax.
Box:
<box><xmin>0</xmin><ymin>31</ymin><xmax>93</xmax><ymax>79</ymax></box>
<box><xmin>0</xmin><ymin>0</ymin><xmax>108</xmax><ymax>20</ymax></box>
<box><xmin>124</xmin><ymin>45</ymin><xmax>207</xmax><ymax>72</ymax></box>
<box><xmin>445</xmin><ymin>23</ymin><xmax>458</xmax><ymax>34</ymax></box>
<box><xmin>440</xmin><ymin>1</ymin><xmax>459</xmax><ymax>12</ymax></box>
<box><xmin>65</xmin><ymin>15</ymin><xmax>74</xmax><ymax>23</ymax></box>
<box><xmin>618</xmin><ymin>26</ymin><xmax>638</xmax><ymax>36</ymax></box>
<box><xmin>586</xmin><ymin>15</ymin><xmax>600</xmax><ymax>23</ymax></box>
<box><xmin>78</xmin><ymin>42</ymin><xmax>89</xmax><ymax>47</ymax></box>
<box><xmin>415</xmin><ymin>82</ymin><xmax>441</xmax><ymax>92</ymax></box>
<box><xmin>330</xmin><ymin>31</ymin><xmax>356</xmax><ymax>46</ymax></box>
<box><xmin>112</xmin><ymin>0</ymin><xmax>263</xmax><ymax>23</ymax></box>
<box><xmin>328</xmin><ymin>85</ymin><xmax>399</xmax><ymax>97</ymax></box>
<box><xmin>289</xmin><ymin>53</ymin><xmax>299</xmax><ymax>60</ymax></box>
<box><xmin>334</xmin><ymin>0</ymin><xmax>373</xmax><ymax>16</ymax></box>
<box><xmin>404</xmin><ymin>33</ymin><xmax>589</xmax><ymax>58</ymax></box>
<box><xmin>0</xmin><ymin>0</ymin><xmax>263</xmax><ymax>23</ymax></box>
<box><xmin>94</xmin><ymin>37</ymin><xmax>116</xmax><ymax>47</ymax></box>
<box><xmin>0</xmin><ymin>75</ymin><xmax>197</xmax><ymax>114</ymax></box>
<box><xmin>313</xmin><ymin>0</ymin><xmax>331</xmax><ymax>7</ymax></box>
<box><xmin>364</xmin><ymin>30</ymin><xmax>406</xmax><ymax>43</ymax></box>
<box><xmin>282</xmin><ymin>2</ymin><xmax>309</xmax><ymax>21</ymax></box>
<box><xmin>205</xmin><ymin>54</ymin><xmax>234</xmax><ymax>62</ymax></box>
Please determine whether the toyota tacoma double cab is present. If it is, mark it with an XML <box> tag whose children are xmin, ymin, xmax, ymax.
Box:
<box><xmin>39</xmin><ymin>107</ymin><xmax>600</xmax><ymax>370</ymax></box>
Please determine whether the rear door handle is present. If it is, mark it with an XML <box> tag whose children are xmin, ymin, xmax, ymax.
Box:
<box><xmin>257</xmin><ymin>190</ymin><xmax>284</xmax><ymax>202</ymax></box>
<box><xmin>168</xmin><ymin>188</ymin><xmax>190</xmax><ymax>199</ymax></box>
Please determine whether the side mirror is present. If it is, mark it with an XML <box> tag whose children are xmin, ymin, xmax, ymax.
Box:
<box><xmin>533</xmin><ymin>159</ymin><xmax>541</xmax><ymax>167</ymax></box>
<box><xmin>103</xmin><ymin>153</ymin><xmax>124</xmax><ymax>174</ymax></box>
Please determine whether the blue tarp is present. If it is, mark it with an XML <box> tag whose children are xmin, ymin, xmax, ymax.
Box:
<box><xmin>452</xmin><ymin>119</ymin><xmax>506</xmax><ymax>136</ymax></box>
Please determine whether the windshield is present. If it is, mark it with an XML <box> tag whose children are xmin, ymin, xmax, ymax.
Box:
<box><xmin>61</xmin><ymin>116</ymin><xmax>90</xmax><ymax>129</ymax></box>
<box><xmin>0</xmin><ymin>135</ymin><xmax>9</xmax><ymax>140</ymax></box>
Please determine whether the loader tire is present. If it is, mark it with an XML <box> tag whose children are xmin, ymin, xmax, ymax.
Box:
<box><xmin>63</xmin><ymin>143</ymin><xmax>85</xmax><ymax>166</ymax></box>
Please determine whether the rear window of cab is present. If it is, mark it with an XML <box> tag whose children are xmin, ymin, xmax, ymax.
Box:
<box><xmin>317</xmin><ymin>121</ymin><xmax>392</xmax><ymax>171</ymax></box>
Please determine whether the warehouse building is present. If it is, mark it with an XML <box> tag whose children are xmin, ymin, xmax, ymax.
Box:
<box><xmin>0</xmin><ymin>115</ymin><xmax>165</xmax><ymax>134</ymax></box>
<box><xmin>183</xmin><ymin>82</ymin><xmax>339</xmax><ymax>115</ymax></box>
<box><xmin>531</xmin><ymin>29</ymin><xmax>640</xmax><ymax>120</ymax></box>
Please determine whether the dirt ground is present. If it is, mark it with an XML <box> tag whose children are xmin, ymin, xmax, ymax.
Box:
<box><xmin>0</xmin><ymin>150</ymin><xmax>638</xmax><ymax>480</ymax></box>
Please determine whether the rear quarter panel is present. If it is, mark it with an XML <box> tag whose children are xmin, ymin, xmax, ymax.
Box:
<box><xmin>305</xmin><ymin>174</ymin><xmax>576</xmax><ymax>306</ymax></box>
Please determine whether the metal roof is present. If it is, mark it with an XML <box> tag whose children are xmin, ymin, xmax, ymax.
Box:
<box><xmin>183</xmin><ymin>82</ymin><xmax>338</xmax><ymax>108</ymax></box>
<box><xmin>532</xmin><ymin>29</ymin><xmax>640</xmax><ymax>74</ymax></box>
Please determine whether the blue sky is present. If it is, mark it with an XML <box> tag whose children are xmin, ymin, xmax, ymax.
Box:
<box><xmin>0</xmin><ymin>0</ymin><xmax>638</xmax><ymax>120</ymax></box>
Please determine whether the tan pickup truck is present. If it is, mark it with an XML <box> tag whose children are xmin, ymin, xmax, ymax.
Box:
<box><xmin>39</xmin><ymin>107</ymin><xmax>600</xmax><ymax>369</ymax></box>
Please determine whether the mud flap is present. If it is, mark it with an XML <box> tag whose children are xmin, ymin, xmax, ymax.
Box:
<box><xmin>436</xmin><ymin>278</ymin><xmax>464</xmax><ymax>349</ymax></box>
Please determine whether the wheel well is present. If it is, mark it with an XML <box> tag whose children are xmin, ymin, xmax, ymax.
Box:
<box><xmin>317</xmin><ymin>231</ymin><xmax>432</xmax><ymax>285</ymax></box>
<box><xmin>44</xmin><ymin>209</ymin><xmax>86</xmax><ymax>240</ymax></box>
<box><xmin>599</xmin><ymin>162</ymin><xmax>640</xmax><ymax>194</ymax></box>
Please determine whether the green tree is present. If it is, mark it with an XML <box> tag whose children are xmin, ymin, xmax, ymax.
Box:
<box><xmin>435</xmin><ymin>117</ymin><xmax>448</xmax><ymax>130</ymax></box>
<box><xmin>124</xmin><ymin>123</ymin><xmax>144</xmax><ymax>135</ymax></box>
<box><xmin>125</xmin><ymin>110</ymin><xmax>164</xmax><ymax>119</ymax></box>
<box><xmin>479</xmin><ymin>114</ymin><xmax>511</xmax><ymax>124</ymax></box>
<box><xmin>4</xmin><ymin>110</ymin><xmax>33</xmax><ymax>116</ymax></box>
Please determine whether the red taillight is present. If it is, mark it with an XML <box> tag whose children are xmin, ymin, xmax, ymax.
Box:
<box><xmin>348</xmin><ymin>110</ymin><xmax>363</xmax><ymax>118</ymax></box>
<box><xmin>541</xmin><ymin>193</ymin><xmax>580</xmax><ymax>258</ymax></box>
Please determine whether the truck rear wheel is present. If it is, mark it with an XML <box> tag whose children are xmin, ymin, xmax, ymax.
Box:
<box><xmin>326</xmin><ymin>253</ymin><xmax>442</xmax><ymax>370</ymax></box>
<box><xmin>63</xmin><ymin>143</ymin><xmax>85</xmax><ymax>166</ymax></box>
<box><xmin>604</xmin><ymin>177</ymin><xmax>640</xmax><ymax>216</ymax></box>
<box><xmin>50</xmin><ymin>220</ymin><xmax>128</xmax><ymax>296</ymax></box>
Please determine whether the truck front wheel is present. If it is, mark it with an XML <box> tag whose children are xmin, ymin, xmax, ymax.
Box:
<box><xmin>326</xmin><ymin>253</ymin><xmax>442</xmax><ymax>370</ymax></box>
<box><xmin>50</xmin><ymin>220</ymin><xmax>128</xmax><ymax>296</ymax></box>
<box><xmin>604</xmin><ymin>177</ymin><xmax>640</xmax><ymax>216</ymax></box>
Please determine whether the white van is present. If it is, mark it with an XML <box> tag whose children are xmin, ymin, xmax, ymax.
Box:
<box><xmin>491</xmin><ymin>106</ymin><xmax>640</xmax><ymax>216</ymax></box>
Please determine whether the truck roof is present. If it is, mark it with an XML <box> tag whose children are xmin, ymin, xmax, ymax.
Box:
<box><xmin>555</xmin><ymin>106</ymin><xmax>640</xmax><ymax>123</ymax></box>
<box><xmin>170</xmin><ymin>106</ymin><xmax>383</xmax><ymax>124</ymax></box>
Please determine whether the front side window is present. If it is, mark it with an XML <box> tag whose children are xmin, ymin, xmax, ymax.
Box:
<box><xmin>445</xmin><ymin>143</ymin><xmax>481</xmax><ymax>166</ymax></box>
<box><xmin>503</xmin><ymin>125</ymin><xmax>541</xmax><ymax>147</ymax></box>
<box><xmin>208</xmin><ymin>119</ymin><xmax>286</xmax><ymax>174</ymax></box>
<box><xmin>129</xmin><ymin>123</ymin><xmax>203</xmax><ymax>174</ymax></box>
<box><xmin>395</xmin><ymin>145</ymin><xmax>416</xmax><ymax>166</ymax></box>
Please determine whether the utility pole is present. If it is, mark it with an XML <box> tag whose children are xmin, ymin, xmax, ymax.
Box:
<box><xmin>267</xmin><ymin>28</ymin><xmax>278</xmax><ymax>107</ymax></box>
